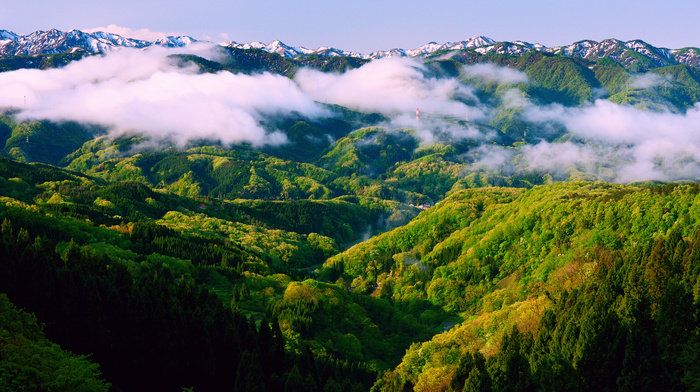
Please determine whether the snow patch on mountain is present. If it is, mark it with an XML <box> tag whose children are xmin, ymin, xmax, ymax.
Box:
<box><xmin>475</xmin><ymin>42</ymin><xmax>533</xmax><ymax>56</ymax></box>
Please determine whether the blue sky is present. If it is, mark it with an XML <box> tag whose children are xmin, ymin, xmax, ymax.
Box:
<box><xmin>4</xmin><ymin>0</ymin><xmax>700</xmax><ymax>53</ymax></box>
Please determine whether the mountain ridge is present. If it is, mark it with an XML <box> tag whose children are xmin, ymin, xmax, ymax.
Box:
<box><xmin>0</xmin><ymin>28</ymin><xmax>199</xmax><ymax>57</ymax></box>
<box><xmin>3</xmin><ymin>28</ymin><xmax>700</xmax><ymax>70</ymax></box>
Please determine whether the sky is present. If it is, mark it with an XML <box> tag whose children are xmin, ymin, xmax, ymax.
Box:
<box><xmin>3</xmin><ymin>0</ymin><xmax>700</xmax><ymax>53</ymax></box>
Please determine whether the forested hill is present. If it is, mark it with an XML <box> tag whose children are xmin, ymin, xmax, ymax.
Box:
<box><xmin>2</xmin><ymin>154</ymin><xmax>700</xmax><ymax>390</ymax></box>
<box><xmin>0</xmin><ymin>156</ymin><xmax>397</xmax><ymax>391</ymax></box>
<box><xmin>331</xmin><ymin>181</ymin><xmax>700</xmax><ymax>390</ymax></box>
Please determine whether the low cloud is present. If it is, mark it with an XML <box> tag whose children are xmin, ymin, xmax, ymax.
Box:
<box><xmin>629</xmin><ymin>72</ymin><xmax>672</xmax><ymax>89</ymax></box>
<box><xmin>524</xmin><ymin>99</ymin><xmax>700</xmax><ymax>146</ymax></box>
<box><xmin>501</xmin><ymin>88</ymin><xmax>530</xmax><ymax>108</ymax></box>
<box><xmin>0</xmin><ymin>46</ymin><xmax>327</xmax><ymax>146</ymax></box>
<box><xmin>1</xmin><ymin>52</ymin><xmax>490</xmax><ymax>149</ymax></box>
<box><xmin>295</xmin><ymin>57</ymin><xmax>495</xmax><ymax>145</ymax></box>
<box><xmin>462</xmin><ymin>63</ymin><xmax>528</xmax><ymax>85</ymax></box>
<box><xmin>471</xmin><ymin>98</ymin><xmax>700</xmax><ymax>183</ymax></box>
<box><xmin>2</xmin><ymin>50</ymin><xmax>699</xmax><ymax>184</ymax></box>
<box><xmin>411</xmin><ymin>121</ymin><xmax>495</xmax><ymax>146</ymax></box>
<box><xmin>295</xmin><ymin>57</ymin><xmax>474</xmax><ymax>117</ymax></box>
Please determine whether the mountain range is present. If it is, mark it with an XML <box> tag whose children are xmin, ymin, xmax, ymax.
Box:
<box><xmin>0</xmin><ymin>28</ymin><xmax>197</xmax><ymax>57</ymax></box>
<box><xmin>3</xmin><ymin>28</ymin><xmax>700</xmax><ymax>70</ymax></box>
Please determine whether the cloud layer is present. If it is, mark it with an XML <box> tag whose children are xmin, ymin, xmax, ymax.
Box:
<box><xmin>2</xmin><ymin>50</ymin><xmax>700</xmax><ymax>184</ymax></box>
<box><xmin>0</xmin><ymin>46</ymin><xmax>326</xmax><ymax>146</ymax></box>
<box><xmin>471</xmin><ymin>98</ymin><xmax>700</xmax><ymax>183</ymax></box>
<box><xmin>462</xmin><ymin>63</ymin><xmax>529</xmax><ymax>85</ymax></box>
<box><xmin>295</xmin><ymin>57</ymin><xmax>474</xmax><ymax>117</ymax></box>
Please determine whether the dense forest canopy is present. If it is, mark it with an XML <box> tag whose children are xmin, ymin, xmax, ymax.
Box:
<box><xmin>1</xmin><ymin>44</ymin><xmax>700</xmax><ymax>391</ymax></box>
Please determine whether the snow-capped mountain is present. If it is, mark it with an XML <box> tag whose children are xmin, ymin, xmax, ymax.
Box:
<box><xmin>222</xmin><ymin>40</ymin><xmax>366</xmax><ymax>59</ymax></box>
<box><xmin>474</xmin><ymin>42</ymin><xmax>535</xmax><ymax>56</ymax></box>
<box><xmin>546</xmin><ymin>39</ymin><xmax>676</xmax><ymax>68</ymax></box>
<box><xmin>672</xmin><ymin>47</ymin><xmax>700</xmax><ymax>68</ymax></box>
<box><xmin>221</xmin><ymin>35</ymin><xmax>498</xmax><ymax>60</ymax></box>
<box><xmin>2</xmin><ymin>28</ymin><xmax>700</xmax><ymax>71</ymax></box>
<box><xmin>218</xmin><ymin>35</ymin><xmax>700</xmax><ymax>69</ymax></box>
<box><xmin>0</xmin><ymin>30</ymin><xmax>19</xmax><ymax>43</ymax></box>
<box><xmin>368</xmin><ymin>36</ymin><xmax>497</xmax><ymax>58</ymax></box>
<box><xmin>0</xmin><ymin>28</ymin><xmax>198</xmax><ymax>57</ymax></box>
<box><xmin>153</xmin><ymin>35</ymin><xmax>198</xmax><ymax>48</ymax></box>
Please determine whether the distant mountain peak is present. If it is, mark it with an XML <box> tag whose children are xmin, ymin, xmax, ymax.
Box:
<box><xmin>2</xmin><ymin>29</ymin><xmax>700</xmax><ymax>71</ymax></box>
<box><xmin>0</xmin><ymin>28</ymin><xmax>199</xmax><ymax>57</ymax></box>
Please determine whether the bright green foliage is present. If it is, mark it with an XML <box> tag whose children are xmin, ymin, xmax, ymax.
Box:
<box><xmin>4</xmin><ymin>154</ymin><xmax>700</xmax><ymax>391</ymax></box>
<box><xmin>1</xmin><ymin>119</ymin><xmax>98</xmax><ymax>165</ymax></box>
<box><xmin>296</xmin><ymin>55</ymin><xmax>369</xmax><ymax>73</ymax></box>
<box><xmin>0</xmin><ymin>52</ymin><xmax>88</xmax><ymax>72</ymax></box>
<box><xmin>231</xmin><ymin>198</ymin><xmax>384</xmax><ymax>244</ymax></box>
<box><xmin>269</xmin><ymin>279</ymin><xmax>433</xmax><ymax>368</ymax></box>
<box><xmin>592</xmin><ymin>59</ymin><xmax>630</xmax><ymax>95</ymax></box>
<box><xmin>0</xmin><ymin>216</ymin><xmax>375</xmax><ymax>391</ymax></box>
<box><xmin>0</xmin><ymin>156</ymin><xmax>439</xmax><ymax>386</ymax></box>
<box><xmin>328</xmin><ymin>182</ymin><xmax>700</xmax><ymax>318</ymax></box>
<box><xmin>316</xmin><ymin>127</ymin><xmax>417</xmax><ymax>177</ymax></box>
<box><xmin>522</xmin><ymin>56</ymin><xmax>600</xmax><ymax>105</ymax></box>
<box><xmin>323</xmin><ymin>187</ymin><xmax>524</xmax><ymax>310</ymax></box>
<box><xmin>69</xmin><ymin>144</ymin><xmax>339</xmax><ymax>201</ymax></box>
<box><xmin>168</xmin><ymin>48</ymin><xmax>367</xmax><ymax>79</ymax></box>
<box><xmin>157</xmin><ymin>208</ymin><xmax>336</xmax><ymax>269</ymax></box>
<box><xmin>372</xmin><ymin>182</ymin><xmax>700</xmax><ymax>391</ymax></box>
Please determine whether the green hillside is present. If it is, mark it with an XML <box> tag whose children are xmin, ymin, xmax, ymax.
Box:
<box><xmin>348</xmin><ymin>182</ymin><xmax>700</xmax><ymax>391</ymax></box>
<box><xmin>4</xmin><ymin>155</ymin><xmax>699</xmax><ymax>391</ymax></box>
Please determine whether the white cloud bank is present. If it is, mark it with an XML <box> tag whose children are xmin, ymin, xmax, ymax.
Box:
<box><xmin>470</xmin><ymin>99</ymin><xmax>700</xmax><ymax>183</ymax></box>
<box><xmin>295</xmin><ymin>57</ymin><xmax>475</xmax><ymax>117</ymax></box>
<box><xmin>2</xmin><ymin>50</ymin><xmax>700</xmax><ymax>184</ymax></box>
<box><xmin>462</xmin><ymin>63</ymin><xmax>529</xmax><ymax>85</ymax></box>
<box><xmin>0</xmin><ymin>46</ymin><xmax>327</xmax><ymax>146</ymax></box>
<box><xmin>295</xmin><ymin>57</ymin><xmax>495</xmax><ymax>145</ymax></box>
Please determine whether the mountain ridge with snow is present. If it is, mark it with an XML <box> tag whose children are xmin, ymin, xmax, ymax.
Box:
<box><xmin>2</xmin><ymin>28</ymin><xmax>700</xmax><ymax>70</ymax></box>
<box><xmin>0</xmin><ymin>28</ymin><xmax>199</xmax><ymax>57</ymax></box>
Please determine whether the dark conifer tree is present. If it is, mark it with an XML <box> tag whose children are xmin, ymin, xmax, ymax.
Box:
<box><xmin>234</xmin><ymin>350</ymin><xmax>265</xmax><ymax>392</ymax></box>
<box><xmin>489</xmin><ymin>326</ymin><xmax>534</xmax><ymax>392</ymax></box>
<box><xmin>463</xmin><ymin>351</ymin><xmax>492</xmax><ymax>392</ymax></box>
<box><xmin>451</xmin><ymin>352</ymin><xmax>476</xmax><ymax>391</ymax></box>
<box><xmin>285</xmin><ymin>365</ymin><xmax>306</xmax><ymax>392</ymax></box>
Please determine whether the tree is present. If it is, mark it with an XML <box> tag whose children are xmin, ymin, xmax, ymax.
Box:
<box><xmin>233</xmin><ymin>351</ymin><xmax>265</xmax><ymax>392</ymax></box>
<box><xmin>489</xmin><ymin>327</ymin><xmax>533</xmax><ymax>392</ymax></box>
<box><xmin>285</xmin><ymin>365</ymin><xmax>306</xmax><ymax>392</ymax></box>
<box><xmin>463</xmin><ymin>352</ymin><xmax>492</xmax><ymax>392</ymax></box>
